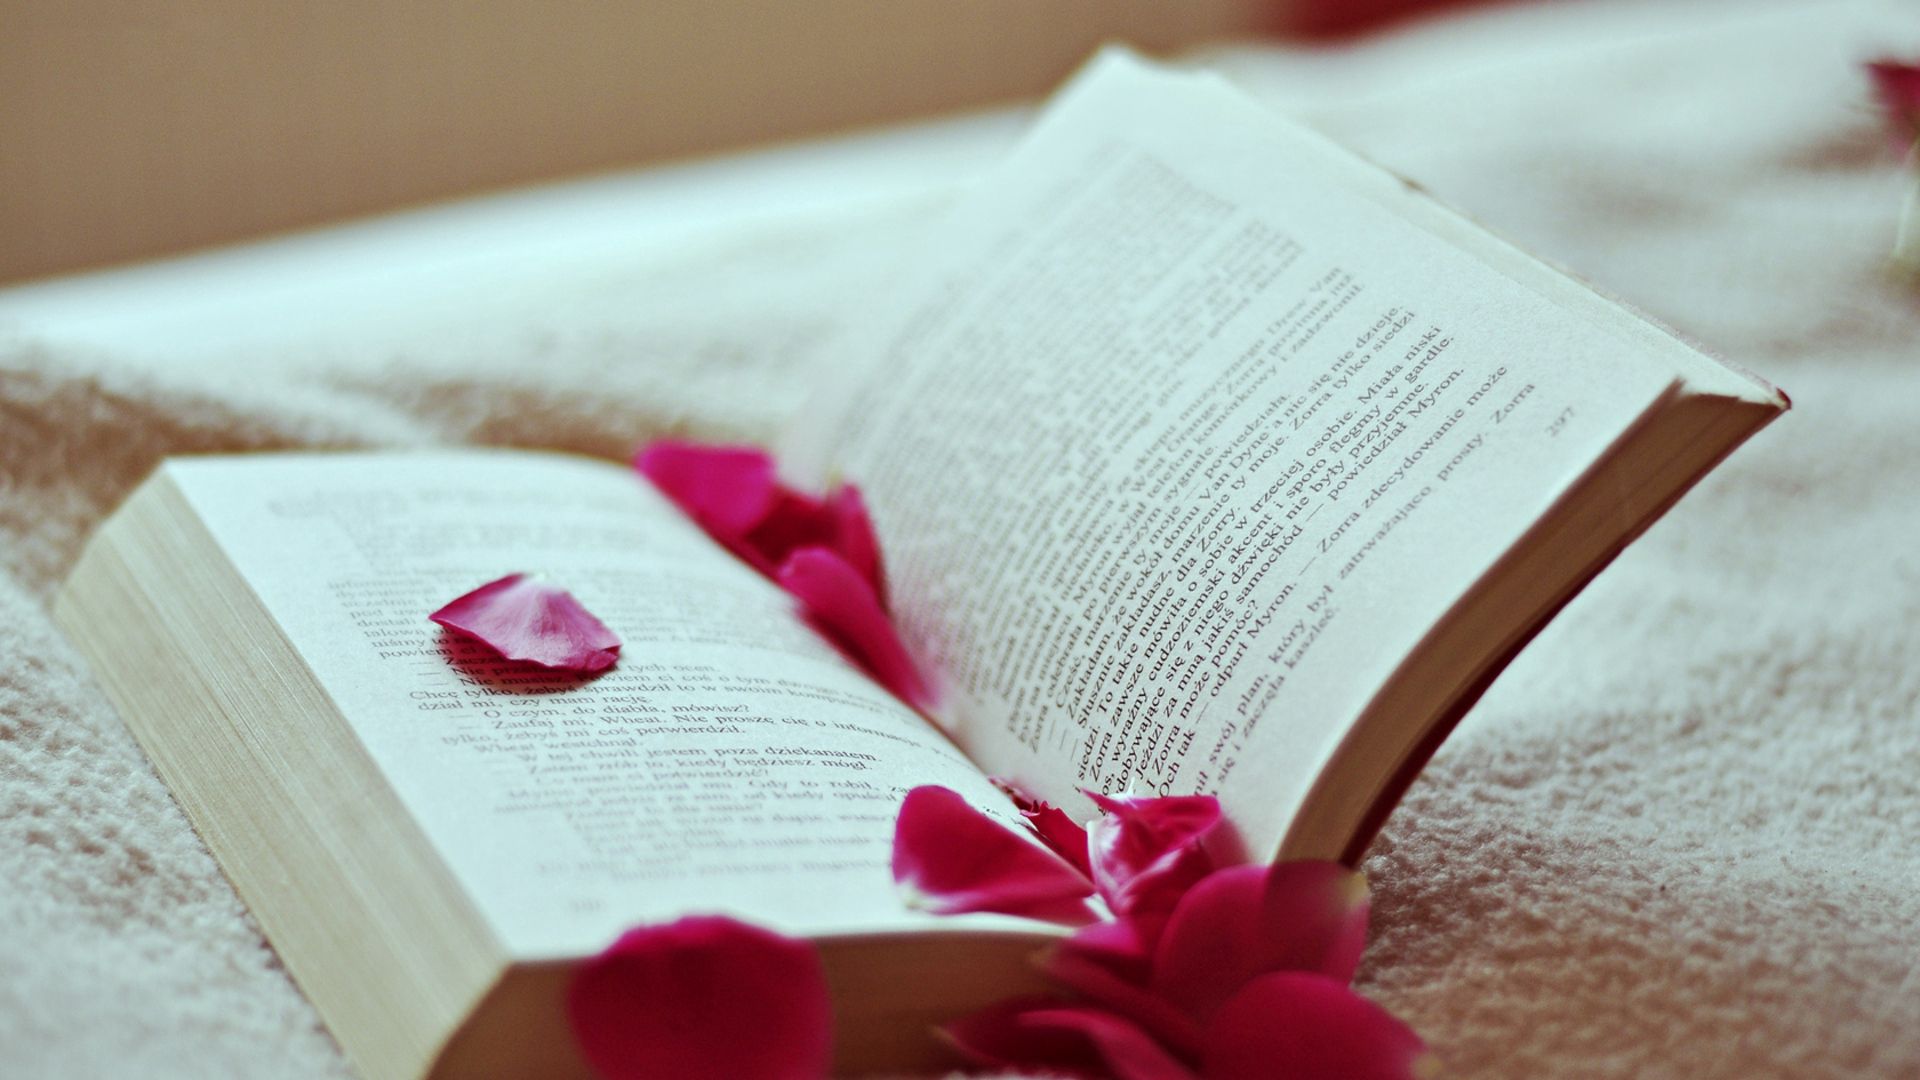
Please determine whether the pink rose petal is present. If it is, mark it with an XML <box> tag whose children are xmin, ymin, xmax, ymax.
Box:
<box><xmin>635</xmin><ymin>442</ymin><xmax>778</xmax><ymax>537</ymax></box>
<box><xmin>891</xmin><ymin>785</ymin><xmax>1094</xmax><ymax>920</ymax></box>
<box><xmin>1023</xmin><ymin>801</ymin><xmax>1094</xmax><ymax>879</ymax></box>
<box><xmin>740</xmin><ymin>490</ymin><xmax>839</xmax><ymax>574</ymax></box>
<box><xmin>1053</xmin><ymin>912</ymin><xmax>1167</xmax><ymax>986</ymax></box>
<box><xmin>778</xmin><ymin>548</ymin><xmax>931</xmax><ymax>709</ymax></box>
<box><xmin>825</xmin><ymin>485</ymin><xmax>887</xmax><ymax>607</ymax></box>
<box><xmin>940</xmin><ymin>996</ymin><xmax>1109</xmax><ymax>1078</ymax></box>
<box><xmin>567</xmin><ymin>916</ymin><xmax>833</xmax><ymax>1080</ymax></box>
<box><xmin>1040</xmin><ymin>938</ymin><xmax>1203</xmax><ymax>1059</ymax></box>
<box><xmin>1868</xmin><ymin>59</ymin><xmax>1920</xmax><ymax>153</ymax></box>
<box><xmin>1200</xmin><ymin>973</ymin><xmax>1435</xmax><ymax>1080</ymax></box>
<box><xmin>1022</xmin><ymin>1007</ymin><xmax>1202</xmax><ymax>1080</ymax></box>
<box><xmin>429</xmin><ymin>573</ymin><xmax>620</xmax><ymax>673</ymax></box>
<box><xmin>637</xmin><ymin>442</ymin><xmax>891</xmax><ymax>598</ymax></box>
<box><xmin>1084</xmin><ymin>792</ymin><xmax>1222</xmax><ymax>916</ymax></box>
<box><xmin>1152</xmin><ymin>862</ymin><xmax>1370</xmax><ymax>1022</ymax></box>
<box><xmin>992</xmin><ymin>777</ymin><xmax>1094</xmax><ymax>878</ymax></box>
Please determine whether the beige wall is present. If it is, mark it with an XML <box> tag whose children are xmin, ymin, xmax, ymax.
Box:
<box><xmin>0</xmin><ymin>2</ymin><xmax>1271</xmax><ymax>284</ymax></box>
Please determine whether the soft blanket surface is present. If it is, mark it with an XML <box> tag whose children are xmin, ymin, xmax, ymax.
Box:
<box><xmin>3</xmin><ymin>1</ymin><xmax>1917</xmax><ymax>1076</ymax></box>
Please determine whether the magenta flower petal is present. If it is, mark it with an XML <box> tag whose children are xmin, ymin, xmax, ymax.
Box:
<box><xmin>1040</xmin><ymin>938</ymin><xmax>1203</xmax><ymax>1059</ymax></box>
<box><xmin>991</xmin><ymin>777</ymin><xmax>1095</xmax><ymax>878</ymax></box>
<box><xmin>1868</xmin><ymin>59</ymin><xmax>1920</xmax><ymax>153</ymax></box>
<box><xmin>1200</xmin><ymin>973</ymin><xmax>1435</xmax><ymax>1080</ymax></box>
<box><xmin>1084</xmin><ymin>792</ymin><xmax>1222</xmax><ymax>916</ymax></box>
<box><xmin>1024</xmin><ymin>801</ymin><xmax>1094</xmax><ymax>879</ymax></box>
<box><xmin>1152</xmin><ymin>862</ymin><xmax>1370</xmax><ymax>1022</ymax></box>
<box><xmin>740</xmin><ymin>490</ymin><xmax>838</xmax><ymax>572</ymax></box>
<box><xmin>825</xmin><ymin>484</ymin><xmax>887</xmax><ymax>607</ymax></box>
<box><xmin>635</xmin><ymin>441</ymin><xmax>779</xmax><ymax>537</ymax></box>
<box><xmin>891</xmin><ymin>785</ymin><xmax>1094</xmax><ymax>920</ymax></box>
<box><xmin>1022</xmin><ymin>1008</ymin><xmax>1202</xmax><ymax>1080</ymax></box>
<box><xmin>940</xmin><ymin>996</ymin><xmax>1110</xmax><ymax>1078</ymax></box>
<box><xmin>429</xmin><ymin>573</ymin><xmax>620</xmax><ymax>673</ymax></box>
<box><xmin>1055</xmin><ymin>914</ymin><xmax>1164</xmax><ymax>985</ymax></box>
<box><xmin>567</xmin><ymin>916</ymin><xmax>833</xmax><ymax>1080</ymax></box>
<box><xmin>778</xmin><ymin>547</ymin><xmax>931</xmax><ymax>709</ymax></box>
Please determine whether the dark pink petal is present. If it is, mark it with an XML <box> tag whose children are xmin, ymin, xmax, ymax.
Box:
<box><xmin>1040</xmin><ymin>939</ymin><xmax>1203</xmax><ymax>1060</ymax></box>
<box><xmin>635</xmin><ymin>441</ymin><xmax>779</xmax><ymax>537</ymax></box>
<box><xmin>891</xmin><ymin>785</ymin><xmax>1094</xmax><ymax>920</ymax></box>
<box><xmin>1084</xmin><ymin>792</ymin><xmax>1222</xmax><ymax>916</ymax></box>
<box><xmin>940</xmin><ymin>996</ymin><xmax>1108</xmax><ymax>1078</ymax></box>
<box><xmin>1200</xmin><ymin>973</ymin><xmax>1435</xmax><ymax>1080</ymax></box>
<box><xmin>1022</xmin><ymin>1008</ymin><xmax>1201</xmax><ymax>1080</ymax></box>
<box><xmin>636</xmin><ymin>443</ymin><xmax>899</xmax><ymax>620</ymax></box>
<box><xmin>1868</xmin><ymin>60</ymin><xmax>1920</xmax><ymax>153</ymax></box>
<box><xmin>1025</xmin><ymin>804</ymin><xmax>1093</xmax><ymax>879</ymax></box>
<box><xmin>567</xmin><ymin>916</ymin><xmax>832</xmax><ymax>1080</ymax></box>
<box><xmin>741</xmin><ymin>490</ymin><xmax>839</xmax><ymax>572</ymax></box>
<box><xmin>429</xmin><ymin>573</ymin><xmax>620</xmax><ymax>673</ymax></box>
<box><xmin>1153</xmin><ymin>862</ymin><xmax>1370</xmax><ymax>1022</ymax></box>
<box><xmin>991</xmin><ymin>777</ymin><xmax>1095</xmax><ymax>879</ymax></box>
<box><xmin>778</xmin><ymin>548</ymin><xmax>931</xmax><ymax>709</ymax></box>
<box><xmin>1057</xmin><ymin>914</ymin><xmax>1162</xmax><ymax>984</ymax></box>
<box><xmin>825</xmin><ymin>485</ymin><xmax>887</xmax><ymax>607</ymax></box>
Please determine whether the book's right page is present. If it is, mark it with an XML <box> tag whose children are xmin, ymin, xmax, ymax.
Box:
<box><xmin>788</xmin><ymin>51</ymin><xmax>1730</xmax><ymax>858</ymax></box>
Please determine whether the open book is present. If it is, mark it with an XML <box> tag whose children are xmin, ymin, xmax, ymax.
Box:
<box><xmin>54</xmin><ymin>51</ymin><xmax>1785</xmax><ymax>1080</ymax></box>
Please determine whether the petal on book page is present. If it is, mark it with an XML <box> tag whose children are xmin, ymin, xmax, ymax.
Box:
<box><xmin>568</xmin><ymin>916</ymin><xmax>833</xmax><ymax>1080</ymax></box>
<box><xmin>778</xmin><ymin>547</ymin><xmax>930</xmax><ymax>709</ymax></box>
<box><xmin>741</xmin><ymin>488</ymin><xmax>840</xmax><ymax>573</ymax></box>
<box><xmin>1152</xmin><ymin>862</ymin><xmax>1371</xmax><ymax>1023</ymax></box>
<box><xmin>1039</xmin><ymin>939</ymin><xmax>1203</xmax><ymax>1060</ymax></box>
<box><xmin>1021</xmin><ymin>1007</ymin><xmax>1203</xmax><ymax>1080</ymax></box>
<box><xmin>636</xmin><ymin>441</ymin><xmax>888</xmax><ymax>599</ymax></box>
<box><xmin>1053</xmin><ymin>913</ymin><xmax>1166</xmax><ymax>986</ymax></box>
<box><xmin>891</xmin><ymin>785</ymin><xmax>1095</xmax><ymax>920</ymax></box>
<box><xmin>823</xmin><ymin>484</ymin><xmax>887</xmax><ymax>606</ymax></box>
<box><xmin>1200</xmin><ymin>973</ymin><xmax>1435</xmax><ymax>1080</ymax></box>
<box><xmin>1084</xmin><ymin>792</ymin><xmax>1221</xmax><ymax>916</ymax></box>
<box><xmin>990</xmin><ymin>777</ymin><xmax>1094</xmax><ymax>878</ymax></box>
<box><xmin>1024</xmin><ymin>800</ymin><xmax>1094</xmax><ymax>879</ymax></box>
<box><xmin>940</xmin><ymin>996</ymin><xmax>1111</xmax><ymax>1077</ymax></box>
<box><xmin>635</xmin><ymin>441</ymin><xmax>779</xmax><ymax>538</ymax></box>
<box><xmin>428</xmin><ymin>574</ymin><xmax>620</xmax><ymax>673</ymax></box>
<box><xmin>1867</xmin><ymin>59</ymin><xmax>1920</xmax><ymax>153</ymax></box>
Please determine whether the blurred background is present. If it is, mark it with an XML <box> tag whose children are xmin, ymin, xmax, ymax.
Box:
<box><xmin>0</xmin><ymin>0</ymin><xmax>1480</xmax><ymax>284</ymax></box>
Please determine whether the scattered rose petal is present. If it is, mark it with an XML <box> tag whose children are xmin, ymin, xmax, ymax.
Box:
<box><xmin>1201</xmin><ymin>973</ymin><xmax>1435</xmax><ymax>1080</ymax></box>
<box><xmin>825</xmin><ymin>485</ymin><xmax>887</xmax><ymax>606</ymax></box>
<box><xmin>635</xmin><ymin>442</ymin><xmax>779</xmax><ymax>538</ymax></box>
<box><xmin>891</xmin><ymin>785</ymin><xmax>1094</xmax><ymax>920</ymax></box>
<box><xmin>429</xmin><ymin>573</ymin><xmax>620</xmax><ymax>673</ymax></box>
<box><xmin>992</xmin><ymin>777</ymin><xmax>1094</xmax><ymax>877</ymax></box>
<box><xmin>636</xmin><ymin>442</ymin><xmax>890</xmax><ymax>599</ymax></box>
<box><xmin>567</xmin><ymin>916</ymin><xmax>832</xmax><ymax>1080</ymax></box>
<box><xmin>1868</xmin><ymin>59</ymin><xmax>1920</xmax><ymax>154</ymax></box>
<box><xmin>1039</xmin><ymin>940</ymin><xmax>1203</xmax><ymax>1059</ymax></box>
<box><xmin>1053</xmin><ymin>914</ymin><xmax>1166</xmax><ymax>986</ymax></box>
<box><xmin>1023</xmin><ymin>801</ymin><xmax>1093</xmax><ymax>879</ymax></box>
<box><xmin>940</xmin><ymin>996</ymin><xmax>1110</xmax><ymax>1078</ymax></box>
<box><xmin>779</xmin><ymin>548</ymin><xmax>930</xmax><ymax>709</ymax></box>
<box><xmin>1084</xmin><ymin>792</ymin><xmax>1222</xmax><ymax>916</ymax></box>
<box><xmin>741</xmin><ymin>489</ymin><xmax>841</xmax><ymax>574</ymax></box>
<box><xmin>1023</xmin><ymin>1007</ymin><xmax>1202</xmax><ymax>1080</ymax></box>
<box><xmin>1151</xmin><ymin>862</ymin><xmax>1370</xmax><ymax>1022</ymax></box>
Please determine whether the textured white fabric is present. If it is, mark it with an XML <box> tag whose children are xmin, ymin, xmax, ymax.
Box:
<box><xmin>3</xmin><ymin>1</ymin><xmax>1918</xmax><ymax>1076</ymax></box>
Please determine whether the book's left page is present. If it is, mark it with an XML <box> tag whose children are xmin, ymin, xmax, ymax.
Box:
<box><xmin>157</xmin><ymin>451</ymin><xmax>1017</xmax><ymax>958</ymax></box>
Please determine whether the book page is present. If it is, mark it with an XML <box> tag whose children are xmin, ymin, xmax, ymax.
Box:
<box><xmin>166</xmin><ymin>452</ymin><xmax>1023</xmax><ymax>959</ymax></box>
<box><xmin>787</xmin><ymin>52</ymin><xmax>1681</xmax><ymax>856</ymax></box>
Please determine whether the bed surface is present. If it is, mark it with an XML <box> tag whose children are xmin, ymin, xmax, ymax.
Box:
<box><xmin>3</xmin><ymin>1</ymin><xmax>1917</xmax><ymax>1076</ymax></box>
